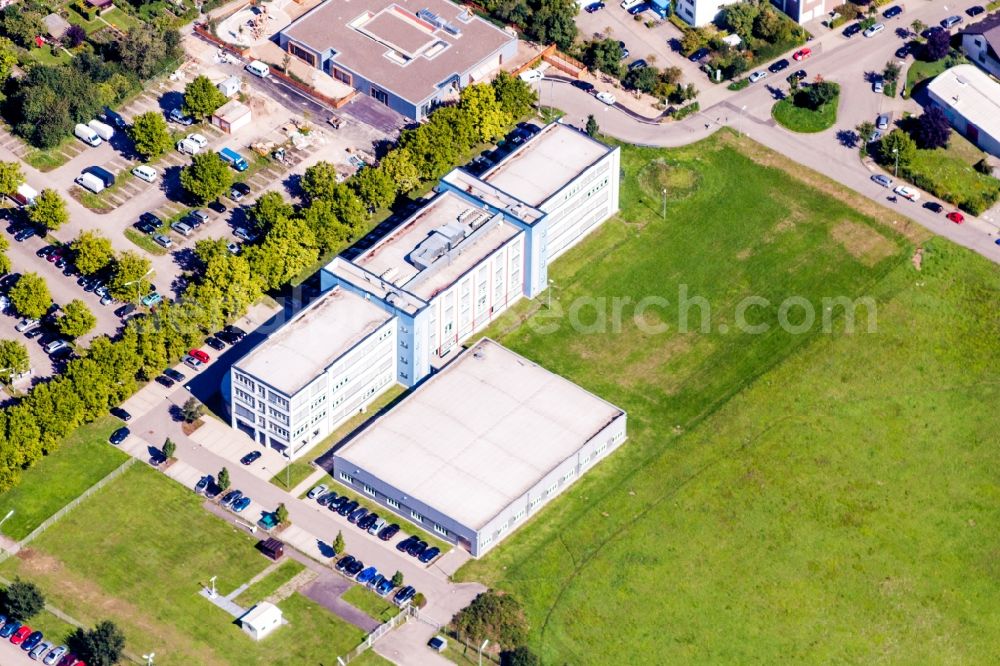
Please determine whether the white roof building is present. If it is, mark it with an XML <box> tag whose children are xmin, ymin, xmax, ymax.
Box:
<box><xmin>240</xmin><ymin>602</ymin><xmax>283</xmax><ymax>641</ymax></box>
<box><xmin>927</xmin><ymin>64</ymin><xmax>1000</xmax><ymax>158</ymax></box>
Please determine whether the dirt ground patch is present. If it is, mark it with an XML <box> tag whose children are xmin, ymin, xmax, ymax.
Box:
<box><xmin>719</xmin><ymin>132</ymin><xmax>930</xmax><ymax>245</ymax></box>
<box><xmin>830</xmin><ymin>220</ymin><xmax>898</xmax><ymax>266</ymax></box>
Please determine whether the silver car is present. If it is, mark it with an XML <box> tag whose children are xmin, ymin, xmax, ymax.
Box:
<box><xmin>29</xmin><ymin>640</ymin><xmax>51</xmax><ymax>660</ymax></box>
<box><xmin>43</xmin><ymin>645</ymin><xmax>67</xmax><ymax>665</ymax></box>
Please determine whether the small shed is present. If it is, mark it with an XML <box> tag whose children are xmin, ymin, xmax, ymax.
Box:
<box><xmin>240</xmin><ymin>602</ymin><xmax>283</xmax><ymax>641</ymax></box>
<box><xmin>43</xmin><ymin>13</ymin><xmax>71</xmax><ymax>41</ymax></box>
<box><xmin>218</xmin><ymin>75</ymin><xmax>241</xmax><ymax>98</ymax></box>
<box><xmin>721</xmin><ymin>33</ymin><xmax>742</xmax><ymax>48</ymax></box>
<box><xmin>86</xmin><ymin>0</ymin><xmax>115</xmax><ymax>12</ymax></box>
<box><xmin>257</xmin><ymin>537</ymin><xmax>284</xmax><ymax>560</ymax></box>
<box><xmin>211</xmin><ymin>99</ymin><xmax>251</xmax><ymax>134</ymax></box>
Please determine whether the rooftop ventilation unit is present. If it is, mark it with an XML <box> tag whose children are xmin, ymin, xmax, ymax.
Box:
<box><xmin>417</xmin><ymin>8</ymin><xmax>446</xmax><ymax>28</ymax></box>
<box><xmin>443</xmin><ymin>22</ymin><xmax>462</xmax><ymax>36</ymax></box>
<box><xmin>457</xmin><ymin>9</ymin><xmax>473</xmax><ymax>23</ymax></box>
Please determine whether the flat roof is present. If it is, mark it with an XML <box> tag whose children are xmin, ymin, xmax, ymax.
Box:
<box><xmin>927</xmin><ymin>64</ymin><xmax>1000</xmax><ymax>138</ymax></box>
<box><xmin>234</xmin><ymin>287</ymin><xmax>392</xmax><ymax>396</ymax></box>
<box><xmin>280</xmin><ymin>0</ymin><xmax>514</xmax><ymax>105</ymax></box>
<box><xmin>352</xmin><ymin>191</ymin><xmax>521</xmax><ymax>300</ymax></box>
<box><xmin>482</xmin><ymin>123</ymin><xmax>612</xmax><ymax>207</ymax></box>
<box><xmin>336</xmin><ymin>339</ymin><xmax>626</xmax><ymax>530</ymax></box>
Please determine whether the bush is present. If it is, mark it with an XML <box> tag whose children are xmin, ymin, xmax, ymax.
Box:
<box><xmin>72</xmin><ymin>0</ymin><xmax>97</xmax><ymax>21</ymax></box>
<box><xmin>452</xmin><ymin>590</ymin><xmax>529</xmax><ymax>651</ymax></box>
<box><xmin>671</xmin><ymin>101</ymin><xmax>700</xmax><ymax>120</ymax></box>
<box><xmin>1</xmin><ymin>580</ymin><xmax>45</xmax><ymax>621</ymax></box>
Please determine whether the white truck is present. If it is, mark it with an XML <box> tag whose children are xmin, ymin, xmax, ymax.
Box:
<box><xmin>176</xmin><ymin>137</ymin><xmax>201</xmax><ymax>155</ymax></box>
<box><xmin>88</xmin><ymin>119</ymin><xmax>114</xmax><ymax>141</ymax></box>
<box><xmin>74</xmin><ymin>123</ymin><xmax>102</xmax><ymax>147</ymax></box>
<box><xmin>75</xmin><ymin>172</ymin><xmax>105</xmax><ymax>193</ymax></box>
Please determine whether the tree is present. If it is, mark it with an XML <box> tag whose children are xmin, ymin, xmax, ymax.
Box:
<box><xmin>181</xmin><ymin>397</ymin><xmax>204</xmax><ymax>423</ymax></box>
<box><xmin>453</xmin><ymin>591</ymin><xmax>529</xmax><ymax>650</ymax></box>
<box><xmin>586</xmin><ymin>114</ymin><xmax>599</xmax><ymax>138</ymax></box>
<box><xmin>9</xmin><ymin>273</ymin><xmax>51</xmax><ymax>319</ymax></box>
<box><xmin>721</xmin><ymin>2</ymin><xmax>761</xmax><ymax>40</ymax></box>
<box><xmin>883</xmin><ymin>61</ymin><xmax>901</xmax><ymax>83</ymax></box>
<box><xmin>0</xmin><ymin>36</ymin><xmax>17</xmax><ymax>84</ymax></box>
<box><xmin>1</xmin><ymin>579</ymin><xmax>45</xmax><ymax>621</ymax></box>
<box><xmin>333</xmin><ymin>531</ymin><xmax>345</xmax><ymax>553</ymax></box>
<box><xmin>217</xmin><ymin>467</ymin><xmax>230</xmax><ymax>492</ymax></box>
<box><xmin>680</xmin><ymin>28</ymin><xmax>708</xmax><ymax>56</ymax></box>
<box><xmin>69</xmin><ymin>620</ymin><xmax>126</xmax><ymax>666</ymax></box>
<box><xmin>412</xmin><ymin>592</ymin><xmax>426</xmax><ymax>608</ymax></box>
<box><xmin>72</xmin><ymin>231</ymin><xmax>114</xmax><ymax>276</ymax></box>
<box><xmin>524</xmin><ymin>0</ymin><xmax>578</xmax><ymax>50</ymax></box>
<box><xmin>974</xmin><ymin>158</ymin><xmax>993</xmax><ymax>175</ymax></box>
<box><xmin>0</xmin><ymin>160</ymin><xmax>22</xmax><ymax>195</ymax></box>
<box><xmin>910</xmin><ymin>19</ymin><xmax>926</xmax><ymax>36</ymax></box>
<box><xmin>0</xmin><ymin>340</ymin><xmax>30</xmax><ymax>384</ymax></box>
<box><xmin>856</xmin><ymin>120</ymin><xmax>877</xmax><ymax>154</ymax></box>
<box><xmin>879</xmin><ymin>129</ymin><xmax>918</xmax><ymax>169</ymax></box>
<box><xmin>0</xmin><ymin>8</ymin><xmax>44</xmax><ymax>48</ymax></box>
<box><xmin>249</xmin><ymin>191</ymin><xmax>295</xmax><ymax>232</ymax></box>
<box><xmin>129</xmin><ymin>111</ymin><xmax>172</xmax><ymax>160</ymax></box>
<box><xmin>352</xmin><ymin>166</ymin><xmax>396</xmax><ymax>212</ymax></box>
<box><xmin>379</xmin><ymin>148</ymin><xmax>421</xmax><ymax>194</ymax></box>
<box><xmin>116</xmin><ymin>25</ymin><xmax>181</xmax><ymax>79</ymax></box>
<box><xmin>300</xmin><ymin>161</ymin><xmax>339</xmax><ymax>202</ymax></box>
<box><xmin>275</xmin><ymin>502</ymin><xmax>289</xmax><ymax>525</ymax></box>
<box><xmin>501</xmin><ymin>646</ymin><xmax>541</xmax><ymax>666</ymax></box>
<box><xmin>391</xmin><ymin>571</ymin><xmax>404</xmax><ymax>587</ymax></box>
<box><xmin>799</xmin><ymin>81</ymin><xmax>839</xmax><ymax>110</ymax></box>
<box><xmin>64</xmin><ymin>24</ymin><xmax>87</xmax><ymax>48</ymax></box>
<box><xmin>28</xmin><ymin>189</ymin><xmax>69</xmax><ymax>231</ymax></box>
<box><xmin>183</xmin><ymin>75</ymin><xmax>228</xmax><ymax>121</ymax></box>
<box><xmin>58</xmin><ymin>300</ymin><xmax>97</xmax><ymax>339</ymax></box>
<box><xmin>245</xmin><ymin>216</ymin><xmax>318</xmax><ymax>290</ymax></box>
<box><xmin>180</xmin><ymin>152</ymin><xmax>233</xmax><ymax>204</ymax></box>
<box><xmin>623</xmin><ymin>66</ymin><xmax>659</xmax><ymax>93</ymax></box>
<box><xmin>924</xmin><ymin>29</ymin><xmax>951</xmax><ymax>61</ymax></box>
<box><xmin>914</xmin><ymin>105</ymin><xmax>952</xmax><ymax>149</ymax></box>
<box><xmin>108</xmin><ymin>251</ymin><xmax>152</xmax><ymax>302</ymax></box>
<box><xmin>583</xmin><ymin>38</ymin><xmax>624</xmax><ymax>77</ymax></box>
<box><xmin>492</xmin><ymin>71</ymin><xmax>536</xmax><ymax>119</ymax></box>
<box><xmin>162</xmin><ymin>437</ymin><xmax>176</xmax><ymax>459</ymax></box>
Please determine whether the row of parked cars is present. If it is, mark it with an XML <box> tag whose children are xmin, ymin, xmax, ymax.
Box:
<box><xmin>333</xmin><ymin>554</ymin><xmax>418</xmax><ymax>606</ymax></box>
<box><xmin>307</xmin><ymin>484</ymin><xmax>442</xmax><ymax>564</ymax></box>
<box><xmin>0</xmin><ymin>614</ymin><xmax>82</xmax><ymax>664</ymax></box>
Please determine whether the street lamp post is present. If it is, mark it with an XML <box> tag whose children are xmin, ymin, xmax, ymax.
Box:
<box><xmin>0</xmin><ymin>509</ymin><xmax>14</xmax><ymax>531</ymax></box>
<box><xmin>893</xmin><ymin>147</ymin><xmax>899</xmax><ymax>177</ymax></box>
<box><xmin>547</xmin><ymin>279</ymin><xmax>555</xmax><ymax>309</ymax></box>
<box><xmin>738</xmin><ymin>105</ymin><xmax>747</xmax><ymax>137</ymax></box>
<box><xmin>142</xmin><ymin>653</ymin><xmax>155</xmax><ymax>666</ymax></box>
<box><xmin>662</xmin><ymin>188</ymin><xmax>667</xmax><ymax>220</ymax></box>
<box><xmin>478</xmin><ymin>639</ymin><xmax>490</xmax><ymax>666</ymax></box>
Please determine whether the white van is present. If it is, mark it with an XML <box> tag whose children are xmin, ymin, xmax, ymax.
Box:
<box><xmin>75</xmin><ymin>172</ymin><xmax>105</xmax><ymax>193</ymax></box>
<box><xmin>863</xmin><ymin>23</ymin><xmax>885</xmax><ymax>37</ymax></box>
<box><xmin>74</xmin><ymin>123</ymin><xmax>102</xmax><ymax>147</ymax></box>
<box><xmin>176</xmin><ymin>138</ymin><xmax>201</xmax><ymax>155</ymax></box>
<box><xmin>245</xmin><ymin>60</ymin><xmax>270</xmax><ymax>78</ymax></box>
<box><xmin>620</xmin><ymin>0</ymin><xmax>644</xmax><ymax>9</ymax></box>
<box><xmin>88</xmin><ymin>119</ymin><xmax>114</xmax><ymax>141</ymax></box>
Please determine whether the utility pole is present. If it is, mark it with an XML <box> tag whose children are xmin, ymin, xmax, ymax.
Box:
<box><xmin>208</xmin><ymin>575</ymin><xmax>217</xmax><ymax>599</ymax></box>
<box><xmin>893</xmin><ymin>147</ymin><xmax>899</xmax><ymax>177</ymax></box>
<box><xmin>478</xmin><ymin>639</ymin><xmax>490</xmax><ymax>666</ymax></box>
<box><xmin>662</xmin><ymin>188</ymin><xmax>667</xmax><ymax>220</ymax></box>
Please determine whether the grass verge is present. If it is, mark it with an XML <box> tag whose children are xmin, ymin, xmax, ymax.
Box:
<box><xmin>233</xmin><ymin>559</ymin><xmax>305</xmax><ymax>607</ymax></box>
<box><xmin>124</xmin><ymin>228</ymin><xmax>169</xmax><ymax>256</ymax></box>
<box><xmin>341</xmin><ymin>584</ymin><xmax>400</xmax><ymax>622</ymax></box>
<box><xmin>772</xmin><ymin>94</ymin><xmax>838</xmax><ymax>133</ymax></box>
<box><xmin>0</xmin><ymin>417</ymin><xmax>127</xmax><ymax>540</ymax></box>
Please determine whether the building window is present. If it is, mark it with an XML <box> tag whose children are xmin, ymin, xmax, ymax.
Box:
<box><xmin>433</xmin><ymin>524</ymin><xmax>448</xmax><ymax>536</ymax></box>
<box><xmin>386</xmin><ymin>497</ymin><xmax>399</xmax><ymax>508</ymax></box>
<box><xmin>332</xmin><ymin>67</ymin><xmax>352</xmax><ymax>85</ymax></box>
<box><xmin>513</xmin><ymin>510</ymin><xmax>525</xmax><ymax>521</ymax></box>
<box><xmin>363</xmin><ymin>484</ymin><xmax>377</xmax><ymax>496</ymax></box>
<box><xmin>410</xmin><ymin>510</ymin><xmax>423</xmax><ymax>523</ymax></box>
<box><xmin>287</xmin><ymin>42</ymin><xmax>315</xmax><ymax>66</ymax></box>
<box><xmin>340</xmin><ymin>472</ymin><xmax>353</xmax><ymax>484</ymax></box>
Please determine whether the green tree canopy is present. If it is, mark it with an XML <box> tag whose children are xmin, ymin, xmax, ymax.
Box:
<box><xmin>108</xmin><ymin>251</ymin><xmax>153</xmax><ymax>302</ymax></box>
<box><xmin>162</xmin><ymin>438</ymin><xmax>176</xmax><ymax>459</ymax></box>
<box><xmin>130</xmin><ymin>111</ymin><xmax>173</xmax><ymax>160</ymax></box>
<box><xmin>58</xmin><ymin>300</ymin><xmax>97</xmax><ymax>339</ymax></box>
<box><xmin>0</xmin><ymin>160</ymin><xmax>23</xmax><ymax>195</ymax></box>
<box><xmin>460</xmin><ymin>83</ymin><xmax>511</xmax><ymax>144</ymax></box>
<box><xmin>334</xmin><ymin>531</ymin><xmax>345</xmax><ymax>553</ymax></box>
<box><xmin>879</xmin><ymin>129</ymin><xmax>918</xmax><ymax>169</ymax></box>
<box><xmin>218</xmin><ymin>466</ymin><xmax>230</xmax><ymax>491</ymax></box>
<box><xmin>245</xmin><ymin>216</ymin><xmax>318</xmax><ymax>290</ymax></box>
<box><xmin>275</xmin><ymin>502</ymin><xmax>289</xmax><ymax>524</ymax></box>
<box><xmin>9</xmin><ymin>272</ymin><xmax>51</xmax><ymax>320</ymax></box>
<box><xmin>181</xmin><ymin>397</ymin><xmax>204</xmax><ymax>423</ymax></box>
<box><xmin>249</xmin><ymin>191</ymin><xmax>295</xmax><ymax>232</ymax></box>
<box><xmin>0</xmin><ymin>339</ymin><xmax>30</xmax><ymax>384</ymax></box>
<box><xmin>492</xmin><ymin>71</ymin><xmax>536</xmax><ymax>119</ymax></box>
<box><xmin>28</xmin><ymin>188</ymin><xmax>69</xmax><ymax>231</ymax></box>
<box><xmin>1</xmin><ymin>579</ymin><xmax>45</xmax><ymax>621</ymax></box>
<box><xmin>379</xmin><ymin>148</ymin><xmax>421</xmax><ymax>194</ymax></box>
<box><xmin>180</xmin><ymin>152</ymin><xmax>233</xmax><ymax>204</ymax></box>
<box><xmin>70</xmin><ymin>620</ymin><xmax>126</xmax><ymax>666</ymax></box>
<box><xmin>452</xmin><ymin>590</ymin><xmax>529</xmax><ymax>651</ymax></box>
<box><xmin>583</xmin><ymin>38</ymin><xmax>624</xmax><ymax>77</ymax></box>
<box><xmin>352</xmin><ymin>165</ymin><xmax>396</xmax><ymax>212</ymax></box>
<box><xmin>72</xmin><ymin>231</ymin><xmax>114</xmax><ymax>276</ymax></box>
<box><xmin>501</xmin><ymin>646</ymin><xmax>541</xmax><ymax>666</ymax></box>
<box><xmin>300</xmin><ymin>161</ymin><xmax>339</xmax><ymax>202</ymax></box>
<box><xmin>586</xmin><ymin>114</ymin><xmax>599</xmax><ymax>137</ymax></box>
<box><xmin>183</xmin><ymin>75</ymin><xmax>228</xmax><ymax>121</ymax></box>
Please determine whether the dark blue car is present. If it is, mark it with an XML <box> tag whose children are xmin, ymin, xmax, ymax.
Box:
<box><xmin>0</xmin><ymin>619</ymin><xmax>21</xmax><ymax>638</ymax></box>
<box><xmin>21</xmin><ymin>630</ymin><xmax>43</xmax><ymax>651</ymax></box>
<box><xmin>356</xmin><ymin>566</ymin><xmax>378</xmax><ymax>584</ymax></box>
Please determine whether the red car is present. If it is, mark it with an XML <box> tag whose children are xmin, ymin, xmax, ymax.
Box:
<box><xmin>57</xmin><ymin>653</ymin><xmax>78</xmax><ymax>666</ymax></box>
<box><xmin>10</xmin><ymin>625</ymin><xmax>32</xmax><ymax>644</ymax></box>
<box><xmin>793</xmin><ymin>48</ymin><xmax>812</xmax><ymax>61</ymax></box>
<box><xmin>188</xmin><ymin>348</ymin><xmax>210</xmax><ymax>363</ymax></box>
<box><xmin>946</xmin><ymin>211</ymin><xmax>965</xmax><ymax>224</ymax></box>
<box><xmin>47</xmin><ymin>248</ymin><xmax>65</xmax><ymax>263</ymax></box>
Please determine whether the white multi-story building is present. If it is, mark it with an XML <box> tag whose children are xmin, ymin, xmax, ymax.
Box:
<box><xmin>675</xmin><ymin>0</ymin><xmax>730</xmax><ymax>27</ymax></box>
<box><xmin>228</xmin><ymin>122</ymin><xmax>621</xmax><ymax>458</ymax></box>
<box><xmin>230</xmin><ymin>286</ymin><xmax>397</xmax><ymax>458</ymax></box>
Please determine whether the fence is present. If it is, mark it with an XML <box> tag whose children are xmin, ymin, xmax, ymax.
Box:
<box><xmin>335</xmin><ymin>604</ymin><xmax>432</xmax><ymax>664</ymax></box>
<box><xmin>0</xmin><ymin>457</ymin><xmax>136</xmax><ymax>564</ymax></box>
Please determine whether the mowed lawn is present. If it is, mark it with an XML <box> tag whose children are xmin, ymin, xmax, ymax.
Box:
<box><xmin>0</xmin><ymin>417</ymin><xmax>128</xmax><ymax>540</ymax></box>
<box><xmin>0</xmin><ymin>465</ymin><xmax>363</xmax><ymax>665</ymax></box>
<box><xmin>458</xmin><ymin>134</ymin><xmax>1000</xmax><ymax>662</ymax></box>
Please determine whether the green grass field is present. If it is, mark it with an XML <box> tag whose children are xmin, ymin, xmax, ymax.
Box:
<box><xmin>771</xmin><ymin>94</ymin><xmax>838</xmax><ymax>133</ymax></box>
<box><xmin>341</xmin><ymin>584</ymin><xmax>400</xmax><ymax>622</ymax></box>
<box><xmin>456</xmin><ymin>133</ymin><xmax>1000</xmax><ymax>662</ymax></box>
<box><xmin>0</xmin><ymin>417</ymin><xmax>128</xmax><ymax>540</ymax></box>
<box><xmin>905</xmin><ymin>141</ymin><xmax>1000</xmax><ymax>213</ymax></box>
<box><xmin>0</xmin><ymin>465</ymin><xmax>364</xmax><ymax>665</ymax></box>
<box><xmin>233</xmin><ymin>559</ymin><xmax>304</xmax><ymax>607</ymax></box>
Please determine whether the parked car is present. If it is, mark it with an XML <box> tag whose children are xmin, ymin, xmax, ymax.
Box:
<box><xmin>358</xmin><ymin>513</ymin><xmax>378</xmax><ymax>530</ymax></box>
<box><xmin>183</xmin><ymin>355</ymin><xmax>203</xmax><ymax>370</ymax></box>
<box><xmin>843</xmin><ymin>22</ymin><xmax>863</xmax><ymax>38</ymax></box>
<box><xmin>43</xmin><ymin>645</ymin><xmax>67</xmax><ymax>665</ymax></box>
<box><xmin>195</xmin><ymin>476</ymin><xmax>210</xmax><ymax>494</ymax></box>
<box><xmin>240</xmin><ymin>450</ymin><xmax>262</xmax><ymax>465</ymax></box>
<box><xmin>16</xmin><ymin>318</ymin><xmax>40</xmax><ymax>333</ymax></box>
<box><xmin>156</xmin><ymin>374</ymin><xmax>174</xmax><ymax>390</ymax></box>
<box><xmin>876</xmin><ymin>113</ymin><xmax>889</xmax><ymax>130</ymax></box>
<box><xmin>688</xmin><ymin>47</ymin><xmax>710</xmax><ymax>62</ymax></box>
<box><xmin>595</xmin><ymin>91</ymin><xmax>616</xmax><ymax>105</ymax></box>
<box><xmin>345</xmin><ymin>559</ymin><xmax>364</xmax><ymax>576</ymax></box>
<box><xmin>626</xmin><ymin>2</ymin><xmax>648</xmax><ymax>15</ymax></box>
<box><xmin>356</xmin><ymin>566</ymin><xmax>378</xmax><ymax>584</ymax></box>
<box><xmin>0</xmin><ymin>619</ymin><xmax>20</xmax><ymax>638</ymax></box>
<box><xmin>923</xmin><ymin>201</ymin><xmax>943</xmax><ymax>213</ymax></box>
<box><xmin>188</xmin><ymin>348</ymin><xmax>210</xmax><ymax>363</ymax></box>
<box><xmin>627</xmin><ymin>58</ymin><xmax>647</xmax><ymax>71</ymax></box>
<box><xmin>787</xmin><ymin>69</ymin><xmax>807</xmax><ymax>84</ymax></box>
<box><xmin>29</xmin><ymin>640</ymin><xmax>51</xmax><ymax>659</ymax></box>
<box><xmin>418</xmin><ymin>546</ymin><xmax>441</xmax><ymax>563</ymax></box>
<box><xmin>393</xmin><ymin>586</ymin><xmax>416</xmax><ymax>605</ymax></box>
<box><xmin>329</xmin><ymin>496</ymin><xmax>348</xmax><ymax>512</ymax></box>
<box><xmin>233</xmin><ymin>227</ymin><xmax>258</xmax><ymax>242</ymax></box>
<box><xmin>941</xmin><ymin>15</ymin><xmax>962</xmax><ymax>28</ymax></box>
<box><xmin>205</xmin><ymin>337</ymin><xmax>225</xmax><ymax>351</ymax></box>
<box><xmin>109</xmin><ymin>427</ymin><xmax>130</xmax><ymax>445</ymax></box>
<box><xmin>222</xmin><ymin>490</ymin><xmax>243</xmax><ymax>508</ymax></box>
<box><xmin>792</xmin><ymin>48</ymin><xmax>811</xmax><ymax>61</ymax></box>
<box><xmin>967</xmin><ymin>5</ymin><xmax>985</xmax><ymax>17</ymax></box>
<box><xmin>883</xmin><ymin>5</ymin><xmax>902</xmax><ymax>18</ymax></box>
<box><xmin>132</xmin><ymin>165</ymin><xmax>158</xmax><ymax>183</ymax></box>
<box><xmin>308</xmin><ymin>484</ymin><xmax>329</xmax><ymax>499</ymax></box>
<box><xmin>768</xmin><ymin>58</ymin><xmax>789</xmax><ymax>73</ymax></box>
<box><xmin>873</xmin><ymin>79</ymin><xmax>884</xmax><ymax>93</ymax></box>
<box><xmin>893</xmin><ymin>184</ymin><xmax>920</xmax><ymax>201</ymax></box>
<box><xmin>336</xmin><ymin>555</ymin><xmax>355</xmax><ymax>571</ymax></box>
<box><xmin>142</xmin><ymin>292</ymin><xmax>163</xmax><ymax>307</ymax></box>
<box><xmin>170</xmin><ymin>221</ymin><xmax>193</xmax><ymax>237</ymax></box>
<box><xmin>348</xmin><ymin>507</ymin><xmax>369</xmax><ymax>524</ymax></box>
<box><xmin>368</xmin><ymin>517</ymin><xmax>386</xmax><ymax>535</ymax></box>
<box><xmin>584</xmin><ymin>1</ymin><xmax>604</xmax><ymax>12</ymax></box>
<box><xmin>10</xmin><ymin>625</ymin><xmax>32</xmax><ymax>644</ymax></box>
<box><xmin>375</xmin><ymin>577</ymin><xmax>394</xmax><ymax>596</ymax></box>
<box><xmin>338</xmin><ymin>500</ymin><xmax>359</xmax><ymax>517</ymax></box>
<box><xmin>428</xmin><ymin>636</ymin><xmax>447</xmax><ymax>652</ymax></box>
<box><xmin>22</xmin><ymin>630</ymin><xmax>43</xmax><ymax>651</ymax></box>
<box><xmin>168</xmin><ymin>108</ymin><xmax>194</xmax><ymax>125</ymax></box>
<box><xmin>748</xmin><ymin>70</ymin><xmax>768</xmax><ymax>83</ymax></box>
<box><xmin>230</xmin><ymin>182</ymin><xmax>251</xmax><ymax>201</ymax></box>
<box><xmin>407</xmin><ymin>540</ymin><xmax>428</xmax><ymax>558</ymax></box>
<box><xmin>111</xmin><ymin>407</ymin><xmax>131</xmax><ymax>422</ymax></box>
<box><xmin>895</xmin><ymin>43</ymin><xmax>912</xmax><ymax>59</ymax></box>
<box><xmin>871</xmin><ymin>174</ymin><xmax>893</xmax><ymax>188</ymax></box>
<box><xmin>318</xmin><ymin>492</ymin><xmax>336</xmax><ymax>507</ymax></box>
<box><xmin>233</xmin><ymin>496</ymin><xmax>251</xmax><ymax>512</ymax></box>
<box><xmin>396</xmin><ymin>535</ymin><xmax>417</xmax><ymax>552</ymax></box>
<box><xmin>946</xmin><ymin>211</ymin><xmax>965</xmax><ymax>224</ymax></box>
<box><xmin>164</xmin><ymin>368</ymin><xmax>185</xmax><ymax>382</ymax></box>
<box><xmin>863</xmin><ymin>23</ymin><xmax>885</xmax><ymax>37</ymax></box>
